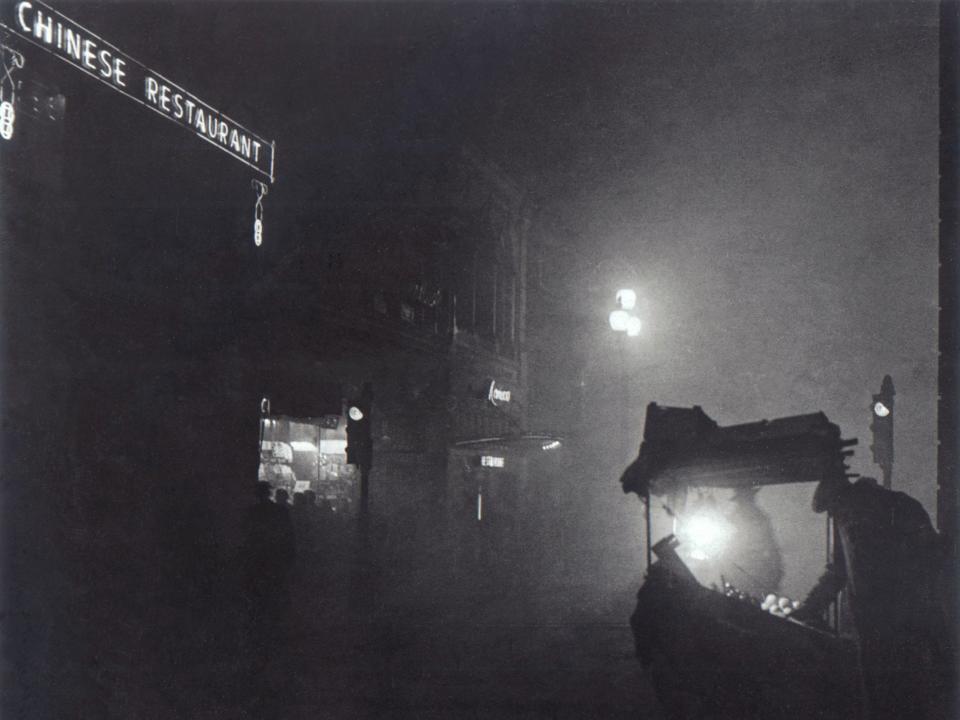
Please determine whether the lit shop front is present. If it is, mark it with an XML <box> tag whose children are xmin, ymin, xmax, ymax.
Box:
<box><xmin>258</xmin><ymin>413</ymin><xmax>359</xmax><ymax>513</ymax></box>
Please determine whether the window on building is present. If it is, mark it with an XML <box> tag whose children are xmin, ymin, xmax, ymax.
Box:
<box><xmin>258</xmin><ymin>415</ymin><xmax>358</xmax><ymax>515</ymax></box>
<box><xmin>497</xmin><ymin>270</ymin><xmax>517</xmax><ymax>349</ymax></box>
<box><xmin>475</xmin><ymin>247</ymin><xmax>496</xmax><ymax>339</ymax></box>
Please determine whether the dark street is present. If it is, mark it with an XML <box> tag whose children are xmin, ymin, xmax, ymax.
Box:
<box><xmin>1</xmin><ymin>1</ymin><xmax>956</xmax><ymax>718</ymax></box>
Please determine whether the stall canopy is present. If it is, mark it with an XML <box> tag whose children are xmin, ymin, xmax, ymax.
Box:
<box><xmin>621</xmin><ymin>403</ymin><xmax>857</xmax><ymax>497</ymax></box>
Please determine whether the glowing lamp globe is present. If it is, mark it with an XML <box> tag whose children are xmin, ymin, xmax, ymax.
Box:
<box><xmin>609</xmin><ymin>309</ymin><xmax>630</xmax><ymax>331</ymax></box>
<box><xmin>616</xmin><ymin>288</ymin><xmax>637</xmax><ymax>310</ymax></box>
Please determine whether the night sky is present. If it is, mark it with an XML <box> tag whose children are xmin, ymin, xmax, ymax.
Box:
<box><xmin>49</xmin><ymin>0</ymin><xmax>941</xmax><ymax>593</ymax></box>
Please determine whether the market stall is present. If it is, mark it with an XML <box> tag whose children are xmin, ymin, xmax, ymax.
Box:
<box><xmin>622</xmin><ymin>403</ymin><xmax>862</xmax><ymax>719</ymax></box>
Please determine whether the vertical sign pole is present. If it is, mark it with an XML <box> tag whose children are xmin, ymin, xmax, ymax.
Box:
<box><xmin>645</xmin><ymin>487</ymin><xmax>652</xmax><ymax>571</ymax></box>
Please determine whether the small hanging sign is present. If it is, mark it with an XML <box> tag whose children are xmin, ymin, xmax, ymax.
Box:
<box><xmin>252</xmin><ymin>179</ymin><xmax>267</xmax><ymax>247</ymax></box>
<box><xmin>0</xmin><ymin>42</ymin><xmax>24</xmax><ymax>141</ymax></box>
<box><xmin>0</xmin><ymin>99</ymin><xmax>14</xmax><ymax>140</ymax></box>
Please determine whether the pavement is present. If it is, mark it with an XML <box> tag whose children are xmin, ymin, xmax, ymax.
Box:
<box><xmin>171</xmin><ymin>564</ymin><xmax>668</xmax><ymax>720</ymax></box>
<box><xmin>272</xmin><ymin>586</ymin><xmax>665</xmax><ymax>720</ymax></box>
<box><xmin>7</xmin><ymin>525</ymin><xmax>666</xmax><ymax>719</ymax></box>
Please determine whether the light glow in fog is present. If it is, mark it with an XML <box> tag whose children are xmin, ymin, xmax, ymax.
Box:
<box><xmin>680</xmin><ymin>512</ymin><xmax>733</xmax><ymax>559</ymax></box>
<box><xmin>609</xmin><ymin>309</ymin><xmax>630</xmax><ymax>331</ymax></box>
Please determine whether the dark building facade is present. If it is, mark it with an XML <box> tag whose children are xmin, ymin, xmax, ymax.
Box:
<box><xmin>243</xmin><ymin>145</ymin><xmax>533</xmax><ymax>601</ymax></box>
<box><xmin>0</xmin><ymin>27</ymin><xmax>530</xmax><ymax>712</ymax></box>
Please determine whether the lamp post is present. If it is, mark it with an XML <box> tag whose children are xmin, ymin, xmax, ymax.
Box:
<box><xmin>609</xmin><ymin>288</ymin><xmax>643</xmax><ymax>459</ymax></box>
<box><xmin>608</xmin><ymin>289</ymin><xmax>651</xmax><ymax>569</ymax></box>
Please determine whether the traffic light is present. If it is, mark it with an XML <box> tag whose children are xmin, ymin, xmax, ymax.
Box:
<box><xmin>346</xmin><ymin>382</ymin><xmax>373</xmax><ymax>469</ymax></box>
<box><xmin>870</xmin><ymin>375</ymin><xmax>894</xmax><ymax>488</ymax></box>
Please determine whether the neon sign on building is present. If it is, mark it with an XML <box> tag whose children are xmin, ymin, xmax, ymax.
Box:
<box><xmin>3</xmin><ymin>0</ymin><xmax>275</xmax><ymax>181</ymax></box>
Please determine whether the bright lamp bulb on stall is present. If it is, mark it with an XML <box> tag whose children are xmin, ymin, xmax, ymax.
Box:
<box><xmin>682</xmin><ymin>514</ymin><xmax>731</xmax><ymax>559</ymax></box>
<box><xmin>874</xmin><ymin>402</ymin><xmax>890</xmax><ymax>417</ymax></box>
<box><xmin>348</xmin><ymin>406</ymin><xmax>364</xmax><ymax>421</ymax></box>
<box><xmin>626</xmin><ymin>316</ymin><xmax>642</xmax><ymax>337</ymax></box>
<box><xmin>609</xmin><ymin>309</ymin><xmax>630</xmax><ymax>331</ymax></box>
<box><xmin>616</xmin><ymin>289</ymin><xmax>637</xmax><ymax>310</ymax></box>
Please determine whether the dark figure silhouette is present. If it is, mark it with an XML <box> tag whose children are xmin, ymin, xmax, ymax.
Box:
<box><xmin>717</xmin><ymin>487</ymin><xmax>784</xmax><ymax>598</ymax></box>
<box><xmin>238</xmin><ymin>482</ymin><xmax>297</xmax><ymax>717</ymax></box>
<box><xmin>794</xmin><ymin>476</ymin><xmax>952</xmax><ymax>720</ymax></box>
<box><xmin>292</xmin><ymin>490</ymin><xmax>318</xmax><ymax>544</ymax></box>
<box><xmin>292</xmin><ymin>490</ymin><xmax>311</xmax><ymax>512</ymax></box>
<box><xmin>292</xmin><ymin>490</ymin><xmax>324</xmax><ymax>597</ymax></box>
<box><xmin>241</xmin><ymin>483</ymin><xmax>296</xmax><ymax>603</ymax></box>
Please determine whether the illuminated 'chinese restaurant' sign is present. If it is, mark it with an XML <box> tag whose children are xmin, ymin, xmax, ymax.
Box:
<box><xmin>1</xmin><ymin>1</ymin><xmax>275</xmax><ymax>182</ymax></box>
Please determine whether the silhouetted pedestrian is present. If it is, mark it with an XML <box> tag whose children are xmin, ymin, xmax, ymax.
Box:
<box><xmin>240</xmin><ymin>483</ymin><xmax>296</xmax><ymax>636</ymax></box>
<box><xmin>794</xmin><ymin>476</ymin><xmax>951</xmax><ymax>720</ymax></box>
<box><xmin>238</xmin><ymin>482</ymin><xmax>297</xmax><ymax>716</ymax></box>
<box><xmin>292</xmin><ymin>491</ymin><xmax>317</xmax><ymax>548</ymax></box>
<box><xmin>292</xmin><ymin>490</ymin><xmax>326</xmax><ymax>605</ymax></box>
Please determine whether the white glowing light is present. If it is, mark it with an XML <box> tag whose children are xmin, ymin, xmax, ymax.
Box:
<box><xmin>616</xmin><ymin>289</ymin><xmax>637</xmax><ymax>310</ymax></box>
<box><xmin>681</xmin><ymin>513</ymin><xmax>732</xmax><ymax>559</ymax></box>
<box><xmin>318</xmin><ymin>438</ymin><xmax>347</xmax><ymax>455</ymax></box>
<box><xmin>626</xmin><ymin>316</ymin><xmax>642</xmax><ymax>337</ymax></box>
<box><xmin>348</xmin><ymin>406</ymin><xmax>364</xmax><ymax>421</ymax></box>
<box><xmin>609</xmin><ymin>309</ymin><xmax>630</xmax><ymax>331</ymax></box>
<box><xmin>0</xmin><ymin>101</ymin><xmax>15</xmax><ymax>141</ymax></box>
<box><xmin>6</xmin><ymin>1</ymin><xmax>275</xmax><ymax>178</ymax></box>
<box><xmin>686</xmin><ymin>515</ymin><xmax>724</xmax><ymax>547</ymax></box>
<box><xmin>541</xmin><ymin>440</ymin><xmax>562</xmax><ymax>451</ymax></box>
<box><xmin>289</xmin><ymin>441</ymin><xmax>318</xmax><ymax>452</ymax></box>
<box><xmin>481</xmin><ymin>455</ymin><xmax>505</xmax><ymax>468</ymax></box>
<box><xmin>874</xmin><ymin>402</ymin><xmax>890</xmax><ymax>417</ymax></box>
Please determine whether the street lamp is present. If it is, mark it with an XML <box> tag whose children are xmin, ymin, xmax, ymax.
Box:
<box><xmin>608</xmin><ymin>288</ymin><xmax>651</xmax><ymax>568</ymax></box>
<box><xmin>607</xmin><ymin>289</ymin><xmax>642</xmax><ymax>462</ymax></box>
<box><xmin>609</xmin><ymin>288</ymin><xmax>642</xmax><ymax>338</ymax></box>
<box><xmin>616</xmin><ymin>288</ymin><xmax>637</xmax><ymax>310</ymax></box>
<box><xmin>609</xmin><ymin>309</ymin><xmax>630</xmax><ymax>331</ymax></box>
